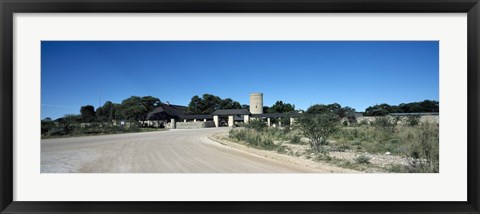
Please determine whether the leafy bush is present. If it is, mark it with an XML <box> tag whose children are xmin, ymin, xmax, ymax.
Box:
<box><xmin>406</xmin><ymin>115</ymin><xmax>421</xmax><ymax>126</ymax></box>
<box><xmin>296</xmin><ymin>112</ymin><xmax>340</xmax><ymax>154</ymax></box>
<box><xmin>289</xmin><ymin>135</ymin><xmax>302</xmax><ymax>144</ymax></box>
<box><xmin>127</xmin><ymin>121</ymin><xmax>141</xmax><ymax>132</ymax></box>
<box><xmin>372</xmin><ymin>116</ymin><xmax>399</xmax><ymax>133</ymax></box>
<box><xmin>314</xmin><ymin>153</ymin><xmax>332</xmax><ymax>161</ymax></box>
<box><xmin>41</xmin><ymin>120</ymin><xmax>163</xmax><ymax>138</ymax></box>
<box><xmin>282</xmin><ymin>125</ymin><xmax>292</xmax><ymax>134</ymax></box>
<box><xmin>406</xmin><ymin>122</ymin><xmax>439</xmax><ymax>172</ymax></box>
<box><xmin>48</xmin><ymin>126</ymin><xmax>69</xmax><ymax>136</ymax></box>
<box><xmin>245</xmin><ymin>119</ymin><xmax>268</xmax><ymax>132</ymax></box>
<box><xmin>354</xmin><ymin>154</ymin><xmax>371</xmax><ymax>164</ymax></box>
<box><xmin>229</xmin><ymin>128</ymin><xmax>278</xmax><ymax>150</ymax></box>
<box><xmin>41</xmin><ymin>119</ymin><xmax>56</xmax><ymax>135</ymax></box>
<box><xmin>331</xmin><ymin>140</ymin><xmax>351</xmax><ymax>152</ymax></box>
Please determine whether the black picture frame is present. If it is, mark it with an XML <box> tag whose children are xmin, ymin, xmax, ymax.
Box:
<box><xmin>1</xmin><ymin>0</ymin><xmax>479</xmax><ymax>213</ymax></box>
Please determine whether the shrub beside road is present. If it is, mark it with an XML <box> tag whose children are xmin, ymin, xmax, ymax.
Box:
<box><xmin>227</xmin><ymin>114</ymin><xmax>439</xmax><ymax>173</ymax></box>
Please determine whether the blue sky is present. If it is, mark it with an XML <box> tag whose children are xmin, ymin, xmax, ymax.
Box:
<box><xmin>41</xmin><ymin>41</ymin><xmax>439</xmax><ymax>119</ymax></box>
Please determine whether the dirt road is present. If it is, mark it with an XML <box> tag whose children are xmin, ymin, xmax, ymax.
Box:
<box><xmin>41</xmin><ymin>128</ymin><xmax>320</xmax><ymax>173</ymax></box>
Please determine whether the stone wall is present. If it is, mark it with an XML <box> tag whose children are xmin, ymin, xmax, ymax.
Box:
<box><xmin>172</xmin><ymin>121</ymin><xmax>216</xmax><ymax>129</ymax></box>
<box><xmin>419</xmin><ymin>115</ymin><xmax>439</xmax><ymax>124</ymax></box>
<box><xmin>354</xmin><ymin>116</ymin><xmax>377</xmax><ymax>124</ymax></box>
<box><xmin>355</xmin><ymin>115</ymin><xmax>439</xmax><ymax>125</ymax></box>
<box><xmin>142</xmin><ymin>120</ymin><xmax>164</xmax><ymax>128</ymax></box>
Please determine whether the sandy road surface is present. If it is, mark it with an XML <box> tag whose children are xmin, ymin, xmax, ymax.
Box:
<box><xmin>41</xmin><ymin>128</ymin><xmax>318</xmax><ymax>173</ymax></box>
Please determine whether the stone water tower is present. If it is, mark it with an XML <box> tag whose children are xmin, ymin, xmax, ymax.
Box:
<box><xmin>249</xmin><ymin>93</ymin><xmax>263</xmax><ymax>114</ymax></box>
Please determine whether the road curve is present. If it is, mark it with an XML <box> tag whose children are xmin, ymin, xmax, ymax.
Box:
<box><xmin>41</xmin><ymin>128</ymin><xmax>317</xmax><ymax>173</ymax></box>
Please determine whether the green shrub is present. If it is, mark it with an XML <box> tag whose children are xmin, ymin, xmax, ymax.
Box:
<box><xmin>406</xmin><ymin>115</ymin><xmax>421</xmax><ymax>127</ymax></box>
<box><xmin>296</xmin><ymin>112</ymin><xmax>340</xmax><ymax>153</ymax></box>
<box><xmin>127</xmin><ymin>121</ymin><xmax>141</xmax><ymax>132</ymax></box>
<box><xmin>386</xmin><ymin>164</ymin><xmax>409</xmax><ymax>173</ymax></box>
<box><xmin>276</xmin><ymin>146</ymin><xmax>288</xmax><ymax>154</ymax></box>
<box><xmin>314</xmin><ymin>153</ymin><xmax>332</xmax><ymax>161</ymax></box>
<box><xmin>387</xmin><ymin>163</ymin><xmax>436</xmax><ymax>173</ymax></box>
<box><xmin>229</xmin><ymin>128</ymin><xmax>278</xmax><ymax>150</ymax></box>
<box><xmin>372</xmin><ymin>116</ymin><xmax>399</xmax><ymax>133</ymax></box>
<box><xmin>289</xmin><ymin>135</ymin><xmax>302</xmax><ymax>144</ymax></box>
<box><xmin>354</xmin><ymin>154</ymin><xmax>371</xmax><ymax>164</ymax></box>
<box><xmin>406</xmin><ymin>123</ymin><xmax>439</xmax><ymax>172</ymax></box>
<box><xmin>245</xmin><ymin>119</ymin><xmax>268</xmax><ymax>132</ymax></box>
<box><xmin>48</xmin><ymin>126</ymin><xmax>68</xmax><ymax>136</ymax></box>
<box><xmin>282</xmin><ymin>125</ymin><xmax>292</xmax><ymax>134</ymax></box>
<box><xmin>267</xmin><ymin>127</ymin><xmax>284</xmax><ymax>141</ymax></box>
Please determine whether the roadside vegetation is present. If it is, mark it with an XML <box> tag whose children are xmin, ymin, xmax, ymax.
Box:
<box><xmin>44</xmin><ymin>93</ymin><xmax>440</xmax><ymax>172</ymax></box>
<box><xmin>41</xmin><ymin>96</ymin><xmax>163</xmax><ymax>138</ymax></box>
<box><xmin>228</xmin><ymin>103</ymin><xmax>439</xmax><ymax>173</ymax></box>
<box><xmin>41</xmin><ymin>116</ymin><xmax>164</xmax><ymax>139</ymax></box>
<box><xmin>363</xmin><ymin>100</ymin><xmax>439</xmax><ymax>116</ymax></box>
<box><xmin>42</xmin><ymin>93</ymin><xmax>297</xmax><ymax>138</ymax></box>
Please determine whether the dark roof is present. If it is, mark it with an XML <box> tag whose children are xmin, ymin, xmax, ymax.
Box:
<box><xmin>183</xmin><ymin>114</ymin><xmax>213</xmax><ymax>120</ymax></box>
<box><xmin>389</xmin><ymin>112</ymin><xmax>439</xmax><ymax>116</ymax></box>
<box><xmin>147</xmin><ymin>104</ymin><xmax>188</xmax><ymax>120</ymax></box>
<box><xmin>251</xmin><ymin>112</ymin><xmax>299</xmax><ymax>118</ymax></box>
<box><xmin>212</xmin><ymin>109</ymin><xmax>251</xmax><ymax>115</ymax></box>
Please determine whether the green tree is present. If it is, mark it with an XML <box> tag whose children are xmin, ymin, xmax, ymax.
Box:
<box><xmin>372</xmin><ymin>116</ymin><xmax>399</xmax><ymax>133</ymax></box>
<box><xmin>339</xmin><ymin>106</ymin><xmax>357</xmax><ymax>124</ymax></box>
<box><xmin>80</xmin><ymin>105</ymin><xmax>96</xmax><ymax>122</ymax></box>
<box><xmin>141</xmin><ymin>96</ymin><xmax>161</xmax><ymax>113</ymax></box>
<box><xmin>306</xmin><ymin>104</ymin><xmax>331</xmax><ymax>115</ymax></box>
<box><xmin>220</xmin><ymin>98</ymin><xmax>242</xmax><ymax>109</ymax></box>
<box><xmin>296</xmin><ymin>112</ymin><xmax>340</xmax><ymax>153</ymax></box>
<box><xmin>202</xmin><ymin>94</ymin><xmax>222</xmax><ymax>114</ymax></box>
<box><xmin>96</xmin><ymin>101</ymin><xmax>118</xmax><ymax>122</ymax></box>
<box><xmin>327</xmin><ymin>103</ymin><xmax>342</xmax><ymax>113</ymax></box>
<box><xmin>187</xmin><ymin>94</ymin><xmax>242</xmax><ymax>114</ymax></box>
<box><xmin>41</xmin><ymin>117</ymin><xmax>55</xmax><ymax>135</ymax></box>
<box><xmin>50</xmin><ymin>114</ymin><xmax>81</xmax><ymax>136</ymax></box>
<box><xmin>419</xmin><ymin>100</ymin><xmax>439</xmax><ymax>112</ymax></box>
<box><xmin>267</xmin><ymin>100</ymin><xmax>295</xmax><ymax>113</ymax></box>
<box><xmin>187</xmin><ymin>94</ymin><xmax>221</xmax><ymax>114</ymax></box>
<box><xmin>306</xmin><ymin>103</ymin><xmax>341</xmax><ymax>115</ymax></box>
<box><xmin>117</xmin><ymin>96</ymin><xmax>144</xmax><ymax>120</ymax></box>
<box><xmin>399</xmin><ymin>100</ymin><xmax>439</xmax><ymax>113</ymax></box>
<box><xmin>365</xmin><ymin>100</ymin><xmax>439</xmax><ymax>116</ymax></box>
<box><xmin>117</xmin><ymin>96</ymin><xmax>160</xmax><ymax>121</ymax></box>
<box><xmin>364</xmin><ymin>104</ymin><xmax>392</xmax><ymax>116</ymax></box>
<box><xmin>263</xmin><ymin>106</ymin><xmax>270</xmax><ymax>113</ymax></box>
<box><xmin>307</xmin><ymin>103</ymin><xmax>356</xmax><ymax>123</ymax></box>
<box><xmin>59</xmin><ymin>114</ymin><xmax>81</xmax><ymax>124</ymax></box>
<box><xmin>187</xmin><ymin>95</ymin><xmax>203</xmax><ymax>114</ymax></box>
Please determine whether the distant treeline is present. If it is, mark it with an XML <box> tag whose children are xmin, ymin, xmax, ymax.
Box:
<box><xmin>41</xmin><ymin>95</ymin><xmax>162</xmax><ymax>137</ymax></box>
<box><xmin>186</xmin><ymin>94</ymin><xmax>296</xmax><ymax>115</ymax></box>
<box><xmin>48</xmin><ymin>96</ymin><xmax>161</xmax><ymax>124</ymax></box>
<box><xmin>44</xmin><ymin>95</ymin><xmax>439</xmax><ymax>123</ymax></box>
<box><xmin>363</xmin><ymin>100</ymin><xmax>439</xmax><ymax>116</ymax></box>
<box><xmin>187</xmin><ymin>94</ymin><xmax>243</xmax><ymax>114</ymax></box>
<box><xmin>42</xmin><ymin>94</ymin><xmax>438</xmax><ymax>132</ymax></box>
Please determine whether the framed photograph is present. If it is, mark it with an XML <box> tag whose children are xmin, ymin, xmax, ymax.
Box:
<box><xmin>1</xmin><ymin>0</ymin><xmax>479</xmax><ymax>213</ymax></box>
